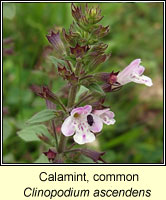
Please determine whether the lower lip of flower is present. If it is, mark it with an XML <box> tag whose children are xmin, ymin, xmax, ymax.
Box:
<box><xmin>83</xmin><ymin>134</ymin><xmax>86</xmax><ymax>139</ymax></box>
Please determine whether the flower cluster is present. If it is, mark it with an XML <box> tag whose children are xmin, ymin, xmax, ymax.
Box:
<box><xmin>26</xmin><ymin>3</ymin><xmax>153</xmax><ymax>163</ymax></box>
<box><xmin>61</xmin><ymin>59</ymin><xmax>153</xmax><ymax>144</ymax></box>
<box><xmin>61</xmin><ymin>105</ymin><xmax>115</xmax><ymax>144</ymax></box>
<box><xmin>71</xmin><ymin>3</ymin><xmax>109</xmax><ymax>37</ymax></box>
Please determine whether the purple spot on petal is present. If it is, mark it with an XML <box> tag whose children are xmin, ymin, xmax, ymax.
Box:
<box><xmin>83</xmin><ymin>134</ymin><xmax>86</xmax><ymax>140</ymax></box>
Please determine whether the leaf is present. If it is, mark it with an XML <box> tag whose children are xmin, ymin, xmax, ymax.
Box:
<box><xmin>34</xmin><ymin>154</ymin><xmax>49</xmax><ymax>163</ymax></box>
<box><xmin>26</xmin><ymin>109</ymin><xmax>57</xmax><ymax>124</ymax></box>
<box><xmin>88</xmin><ymin>83</ymin><xmax>105</xmax><ymax>95</ymax></box>
<box><xmin>17</xmin><ymin>124</ymin><xmax>51</xmax><ymax>142</ymax></box>
<box><xmin>49</xmin><ymin>56</ymin><xmax>67</xmax><ymax>68</ymax></box>
<box><xmin>75</xmin><ymin>85</ymin><xmax>89</xmax><ymax>102</ymax></box>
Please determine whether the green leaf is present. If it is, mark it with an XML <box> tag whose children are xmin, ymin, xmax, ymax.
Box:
<box><xmin>75</xmin><ymin>85</ymin><xmax>89</xmax><ymax>102</ymax></box>
<box><xmin>49</xmin><ymin>56</ymin><xmax>67</xmax><ymax>68</ymax></box>
<box><xmin>34</xmin><ymin>154</ymin><xmax>49</xmax><ymax>163</ymax></box>
<box><xmin>26</xmin><ymin>109</ymin><xmax>57</xmax><ymax>124</ymax></box>
<box><xmin>88</xmin><ymin>83</ymin><xmax>105</xmax><ymax>95</ymax></box>
<box><xmin>17</xmin><ymin>124</ymin><xmax>51</xmax><ymax>142</ymax></box>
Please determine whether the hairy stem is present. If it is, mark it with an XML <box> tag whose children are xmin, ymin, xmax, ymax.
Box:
<box><xmin>58</xmin><ymin>61</ymin><xmax>82</xmax><ymax>154</ymax></box>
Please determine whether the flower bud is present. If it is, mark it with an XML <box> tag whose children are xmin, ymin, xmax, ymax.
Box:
<box><xmin>94</xmin><ymin>71</ymin><xmax>122</xmax><ymax>92</ymax></box>
<box><xmin>43</xmin><ymin>149</ymin><xmax>57</xmax><ymax>161</ymax></box>
<box><xmin>66</xmin><ymin>72</ymin><xmax>79</xmax><ymax>85</ymax></box>
<box><xmin>91</xmin><ymin>98</ymin><xmax>107</xmax><ymax>110</ymax></box>
<box><xmin>58</xmin><ymin>63</ymin><xmax>71</xmax><ymax>80</ymax></box>
<box><xmin>71</xmin><ymin>3</ymin><xmax>104</xmax><ymax>30</ymax></box>
<box><xmin>58</xmin><ymin>63</ymin><xmax>78</xmax><ymax>84</ymax></box>
<box><xmin>30</xmin><ymin>85</ymin><xmax>64</xmax><ymax>105</ymax></box>
<box><xmin>63</xmin><ymin>27</ymin><xmax>81</xmax><ymax>46</ymax></box>
<box><xmin>96</xmin><ymin>71</ymin><xmax>119</xmax><ymax>83</ymax></box>
<box><xmin>92</xmin><ymin>25</ymin><xmax>110</xmax><ymax>38</ymax></box>
<box><xmin>90</xmin><ymin>43</ymin><xmax>108</xmax><ymax>55</ymax></box>
<box><xmin>37</xmin><ymin>134</ymin><xmax>50</xmax><ymax>145</ymax></box>
<box><xmin>86</xmin><ymin>54</ymin><xmax>109</xmax><ymax>72</ymax></box>
<box><xmin>71</xmin><ymin>3</ymin><xmax>82</xmax><ymax>23</ymax></box>
<box><xmin>70</xmin><ymin>43</ymin><xmax>89</xmax><ymax>58</ymax></box>
<box><xmin>46</xmin><ymin>100</ymin><xmax>56</xmax><ymax>110</ymax></box>
<box><xmin>80</xmin><ymin>149</ymin><xmax>106</xmax><ymax>163</ymax></box>
<box><xmin>46</xmin><ymin>31</ymin><xmax>66</xmax><ymax>58</ymax></box>
<box><xmin>85</xmin><ymin>4</ymin><xmax>103</xmax><ymax>24</ymax></box>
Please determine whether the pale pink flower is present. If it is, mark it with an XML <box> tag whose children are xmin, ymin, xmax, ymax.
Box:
<box><xmin>93</xmin><ymin>108</ymin><xmax>116</xmax><ymax>125</ymax></box>
<box><xmin>61</xmin><ymin>105</ymin><xmax>115</xmax><ymax>144</ymax></box>
<box><xmin>117</xmin><ymin>59</ymin><xmax>153</xmax><ymax>87</ymax></box>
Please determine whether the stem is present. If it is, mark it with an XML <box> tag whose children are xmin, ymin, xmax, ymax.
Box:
<box><xmin>74</xmin><ymin>93</ymin><xmax>93</xmax><ymax>107</ymax></box>
<box><xmin>67</xmin><ymin>84</ymin><xmax>78</xmax><ymax>108</ymax></box>
<box><xmin>80</xmin><ymin>75</ymin><xmax>94</xmax><ymax>81</ymax></box>
<box><xmin>66</xmin><ymin>60</ymin><xmax>73</xmax><ymax>73</ymax></box>
<box><xmin>58</xmin><ymin>134</ymin><xmax>67</xmax><ymax>153</ymax></box>
<box><xmin>58</xmin><ymin>61</ymin><xmax>82</xmax><ymax>154</ymax></box>
<box><xmin>51</xmin><ymin>120</ymin><xmax>58</xmax><ymax>149</ymax></box>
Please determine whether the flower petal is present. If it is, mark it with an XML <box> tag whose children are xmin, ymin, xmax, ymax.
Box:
<box><xmin>73</xmin><ymin>131</ymin><xmax>95</xmax><ymax>144</ymax></box>
<box><xmin>130</xmin><ymin>73</ymin><xmax>153</xmax><ymax>87</ymax></box>
<box><xmin>46</xmin><ymin>31</ymin><xmax>65</xmax><ymax>53</ymax></box>
<box><xmin>136</xmin><ymin>65</ymin><xmax>145</xmax><ymax>75</ymax></box>
<box><xmin>93</xmin><ymin>109</ymin><xmax>116</xmax><ymax>125</ymax></box>
<box><xmin>93</xmin><ymin>108</ymin><xmax>110</xmax><ymax>116</ymax></box>
<box><xmin>71</xmin><ymin>107</ymin><xmax>83</xmax><ymax>116</ymax></box>
<box><xmin>71</xmin><ymin>105</ymin><xmax>92</xmax><ymax>116</ymax></box>
<box><xmin>83</xmin><ymin>105</ymin><xmax>92</xmax><ymax>114</ymax></box>
<box><xmin>61</xmin><ymin>116</ymin><xmax>75</xmax><ymax>136</ymax></box>
<box><xmin>89</xmin><ymin>114</ymin><xmax>103</xmax><ymax>133</ymax></box>
<box><xmin>101</xmin><ymin>111</ymin><xmax>116</xmax><ymax>125</ymax></box>
<box><xmin>117</xmin><ymin>59</ymin><xmax>141</xmax><ymax>85</ymax></box>
<box><xmin>117</xmin><ymin>59</ymin><xmax>153</xmax><ymax>87</ymax></box>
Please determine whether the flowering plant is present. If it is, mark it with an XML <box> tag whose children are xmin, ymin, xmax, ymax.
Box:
<box><xmin>18</xmin><ymin>3</ymin><xmax>152</xmax><ymax>163</ymax></box>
